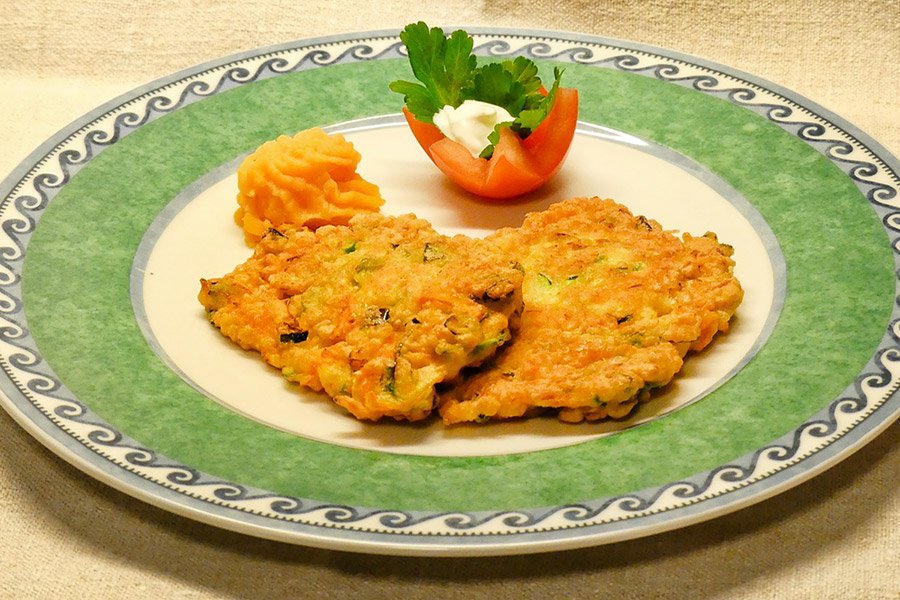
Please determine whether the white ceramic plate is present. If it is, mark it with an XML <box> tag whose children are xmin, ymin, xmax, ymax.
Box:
<box><xmin>1</xmin><ymin>28</ymin><xmax>898</xmax><ymax>556</ymax></box>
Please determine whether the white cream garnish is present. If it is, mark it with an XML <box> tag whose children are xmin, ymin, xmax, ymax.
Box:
<box><xmin>433</xmin><ymin>100</ymin><xmax>515</xmax><ymax>157</ymax></box>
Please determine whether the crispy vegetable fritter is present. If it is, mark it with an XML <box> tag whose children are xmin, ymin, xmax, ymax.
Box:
<box><xmin>198</xmin><ymin>213</ymin><xmax>523</xmax><ymax>422</ymax></box>
<box><xmin>437</xmin><ymin>197</ymin><xmax>744</xmax><ymax>424</ymax></box>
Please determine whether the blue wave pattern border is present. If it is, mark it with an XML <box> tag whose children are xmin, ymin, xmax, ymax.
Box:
<box><xmin>2</xmin><ymin>31</ymin><xmax>899</xmax><ymax>550</ymax></box>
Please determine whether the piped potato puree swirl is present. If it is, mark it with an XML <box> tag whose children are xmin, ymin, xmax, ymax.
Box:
<box><xmin>234</xmin><ymin>127</ymin><xmax>384</xmax><ymax>245</ymax></box>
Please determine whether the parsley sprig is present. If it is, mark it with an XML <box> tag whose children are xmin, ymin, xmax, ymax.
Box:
<box><xmin>389</xmin><ymin>22</ymin><xmax>564</xmax><ymax>157</ymax></box>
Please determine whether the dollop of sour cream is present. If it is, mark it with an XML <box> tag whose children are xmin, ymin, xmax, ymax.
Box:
<box><xmin>433</xmin><ymin>100</ymin><xmax>514</xmax><ymax>157</ymax></box>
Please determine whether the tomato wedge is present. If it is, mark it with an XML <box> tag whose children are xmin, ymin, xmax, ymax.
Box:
<box><xmin>401</xmin><ymin>87</ymin><xmax>579</xmax><ymax>199</ymax></box>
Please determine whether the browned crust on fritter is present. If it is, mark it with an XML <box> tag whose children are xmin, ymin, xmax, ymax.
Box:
<box><xmin>198</xmin><ymin>213</ymin><xmax>523</xmax><ymax>422</ymax></box>
<box><xmin>437</xmin><ymin>197</ymin><xmax>744</xmax><ymax>424</ymax></box>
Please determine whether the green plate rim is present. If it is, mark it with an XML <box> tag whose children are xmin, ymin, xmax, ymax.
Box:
<box><xmin>1</xmin><ymin>27</ymin><xmax>899</xmax><ymax>556</ymax></box>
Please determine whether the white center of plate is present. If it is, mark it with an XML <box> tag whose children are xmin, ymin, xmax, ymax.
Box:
<box><xmin>135</xmin><ymin>118</ymin><xmax>782</xmax><ymax>458</ymax></box>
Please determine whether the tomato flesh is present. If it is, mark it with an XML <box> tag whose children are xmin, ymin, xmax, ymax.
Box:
<box><xmin>522</xmin><ymin>87</ymin><xmax>579</xmax><ymax>178</ymax></box>
<box><xmin>401</xmin><ymin>87</ymin><xmax>578</xmax><ymax>199</ymax></box>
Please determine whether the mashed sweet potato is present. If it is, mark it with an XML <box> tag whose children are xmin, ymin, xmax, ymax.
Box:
<box><xmin>234</xmin><ymin>127</ymin><xmax>384</xmax><ymax>245</ymax></box>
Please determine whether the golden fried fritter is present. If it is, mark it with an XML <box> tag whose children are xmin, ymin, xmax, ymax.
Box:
<box><xmin>437</xmin><ymin>197</ymin><xmax>743</xmax><ymax>424</ymax></box>
<box><xmin>198</xmin><ymin>213</ymin><xmax>523</xmax><ymax>422</ymax></box>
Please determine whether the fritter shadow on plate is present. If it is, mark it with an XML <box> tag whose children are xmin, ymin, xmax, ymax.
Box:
<box><xmin>199</xmin><ymin>213</ymin><xmax>523</xmax><ymax>422</ymax></box>
<box><xmin>437</xmin><ymin>197</ymin><xmax>744</xmax><ymax>424</ymax></box>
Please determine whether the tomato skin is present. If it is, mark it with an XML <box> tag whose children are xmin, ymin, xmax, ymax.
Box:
<box><xmin>427</xmin><ymin>135</ymin><xmax>488</xmax><ymax>194</ymax></box>
<box><xmin>522</xmin><ymin>87</ymin><xmax>579</xmax><ymax>179</ymax></box>
<box><xmin>400</xmin><ymin>88</ymin><xmax>579</xmax><ymax>199</ymax></box>
<box><xmin>402</xmin><ymin>107</ymin><xmax>445</xmax><ymax>153</ymax></box>
<box><xmin>480</xmin><ymin>127</ymin><xmax>543</xmax><ymax>198</ymax></box>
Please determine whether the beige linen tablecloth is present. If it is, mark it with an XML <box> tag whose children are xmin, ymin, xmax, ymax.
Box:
<box><xmin>2</xmin><ymin>1</ymin><xmax>899</xmax><ymax>598</ymax></box>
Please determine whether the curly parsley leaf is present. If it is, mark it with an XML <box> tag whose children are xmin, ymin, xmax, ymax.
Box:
<box><xmin>504</xmin><ymin>56</ymin><xmax>543</xmax><ymax>101</ymax></box>
<box><xmin>479</xmin><ymin>67</ymin><xmax>565</xmax><ymax>158</ymax></box>
<box><xmin>390</xmin><ymin>23</ymin><xmax>567</xmax><ymax>154</ymax></box>
<box><xmin>513</xmin><ymin>67</ymin><xmax>565</xmax><ymax>137</ymax></box>
<box><xmin>388</xmin><ymin>22</ymin><xmax>477</xmax><ymax>124</ymax></box>
<box><xmin>463</xmin><ymin>62</ymin><xmax>527</xmax><ymax>116</ymax></box>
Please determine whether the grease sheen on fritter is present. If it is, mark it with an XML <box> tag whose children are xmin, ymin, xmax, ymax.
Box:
<box><xmin>437</xmin><ymin>197</ymin><xmax>744</xmax><ymax>424</ymax></box>
<box><xmin>199</xmin><ymin>213</ymin><xmax>523</xmax><ymax>422</ymax></box>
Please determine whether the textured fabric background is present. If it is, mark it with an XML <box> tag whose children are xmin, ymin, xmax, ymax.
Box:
<box><xmin>1</xmin><ymin>1</ymin><xmax>899</xmax><ymax>598</ymax></box>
